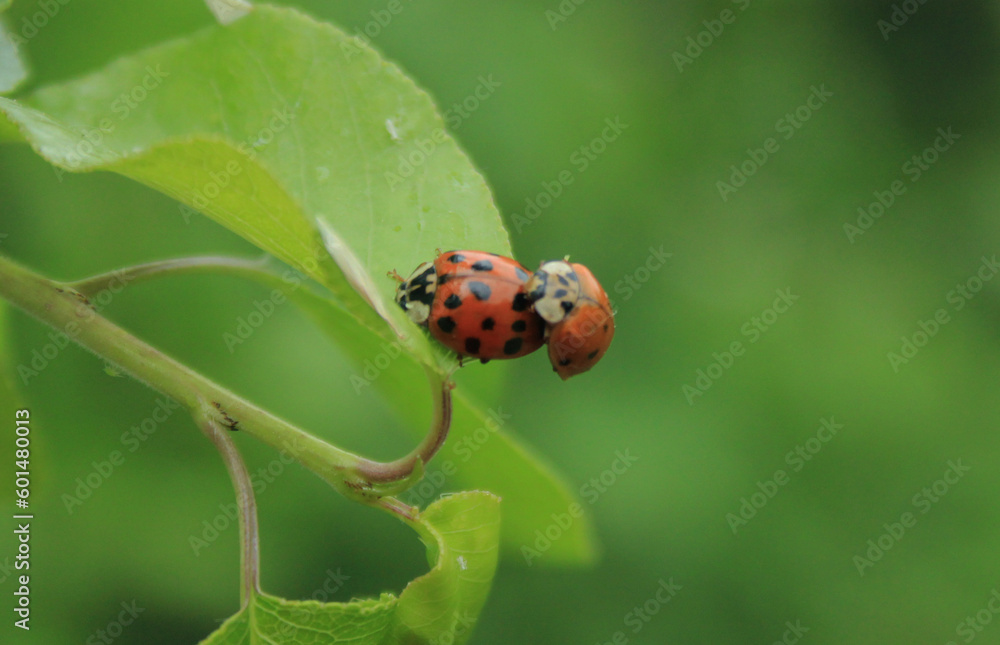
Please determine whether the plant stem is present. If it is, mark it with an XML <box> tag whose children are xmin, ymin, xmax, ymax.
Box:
<box><xmin>363</xmin><ymin>366</ymin><xmax>453</xmax><ymax>482</ymax></box>
<box><xmin>62</xmin><ymin>253</ymin><xmax>455</xmax><ymax>484</ymax></box>
<box><xmin>197</xmin><ymin>411</ymin><xmax>260</xmax><ymax>605</ymax></box>
<box><xmin>0</xmin><ymin>253</ymin><xmax>442</xmax><ymax>498</ymax></box>
<box><xmin>66</xmin><ymin>255</ymin><xmax>271</xmax><ymax>294</ymax></box>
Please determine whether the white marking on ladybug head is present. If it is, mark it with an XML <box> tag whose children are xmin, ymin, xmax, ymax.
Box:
<box><xmin>526</xmin><ymin>260</ymin><xmax>581</xmax><ymax>324</ymax></box>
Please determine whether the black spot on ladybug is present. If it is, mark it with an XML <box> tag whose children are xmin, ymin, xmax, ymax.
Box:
<box><xmin>569</xmin><ymin>273</ymin><xmax>579</xmax><ymax>281</ymax></box>
<box><xmin>554</xmin><ymin>289</ymin><xmax>568</xmax><ymax>298</ymax></box>
<box><xmin>557</xmin><ymin>274</ymin><xmax>570</xmax><ymax>286</ymax></box>
<box><xmin>448</xmin><ymin>253</ymin><xmax>465</xmax><ymax>263</ymax></box>
<box><xmin>437</xmin><ymin>316</ymin><xmax>457</xmax><ymax>333</ymax></box>
<box><xmin>527</xmin><ymin>283</ymin><xmax>546</xmax><ymax>301</ymax></box>
<box><xmin>515</xmin><ymin>266</ymin><xmax>529</xmax><ymax>282</ymax></box>
<box><xmin>444</xmin><ymin>294</ymin><xmax>462</xmax><ymax>309</ymax></box>
<box><xmin>511</xmin><ymin>320</ymin><xmax>526</xmax><ymax>332</ymax></box>
<box><xmin>560</xmin><ymin>301</ymin><xmax>574</xmax><ymax>314</ymax></box>
<box><xmin>587</xmin><ymin>349</ymin><xmax>599</xmax><ymax>360</ymax></box>
<box><xmin>503</xmin><ymin>337</ymin><xmax>523</xmax><ymax>355</ymax></box>
<box><xmin>479</xmin><ymin>358</ymin><xmax>490</xmax><ymax>364</ymax></box>
<box><xmin>558</xmin><ymin>358</ymin><xmax>572</xmax><ymax>366</ymax></box>
<box><xmin>481</xmin><ymin>317</ymin><xmax>495</xmax><ymax>330</ymax></box>
<box><xmin>603</xmin><ymin>323</ymin><xmax>609</xmax><ymax>332</ymax></box>
<box><xmin>465</xmin><ymin>337</ymin><xmax>481</xmax><ymax>354</ymax></box>
<box><xmin>471</xmin><ymin>260</ymin><xmax>494</xmax><ymax>272</ymax></box>
<box><xmin>468</xmin><ymin>281</ymin><xmax>491</xmax><ymax>301</ymax></box>
<box><xmin>512</xmin><ymin>293</ymin><xmax>529</xmax><ymax>311</ymax></box>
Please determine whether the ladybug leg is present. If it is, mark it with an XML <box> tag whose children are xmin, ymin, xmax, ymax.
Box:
<box><xmin>387</xmin><ymin>269</ymin><xmax>405</xmax><ymax>283</ymax></box>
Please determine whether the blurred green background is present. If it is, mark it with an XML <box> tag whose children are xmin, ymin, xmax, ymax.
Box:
<box><xmin>3</xmin><ymin>0</ymin><xmax>1000</xmax><ymax>643</ymax></box>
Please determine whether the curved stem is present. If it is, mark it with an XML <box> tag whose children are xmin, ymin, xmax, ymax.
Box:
<box><xmin>360</xmin><ymin>366</ymin><xmax>453</xmax><ymax>482</ymax></box>
<box><xmin>66</xmin><ymin>255</ymin><xmax>271</xmax><ymax>294</ymax></box>
<box><xmin>197</xmin><ymin>409</ymin><xmax>260</xmax><ymax>605</ymax></box>
<box><xmin>0</xmin><ymin>253</ymin><xmax>439</xmax><ymax>499</ymax></box>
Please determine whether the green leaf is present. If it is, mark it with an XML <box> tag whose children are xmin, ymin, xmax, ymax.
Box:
<box><xmin>0</xmin><ymin>4</ymin><xmax>596</xmax><ymax>565</ymax></box>
<box><xmin>394</xmin><ymin>492</ymin><xmax>501</xmax><ymax>644</ymax></box>
<box><xmin>201</xmin><ymin>593</ymin><xmax>398</xmax><ymax>645</ymax></box>
<box><xmin>198</xmin><ymin>492</ymin><xmax>500</xmax><ymax>645</ymax></box>
<box><xmin>0</xmin><ymin>4</ymin><xmax>508</xmax><ymax>362</ymax></box>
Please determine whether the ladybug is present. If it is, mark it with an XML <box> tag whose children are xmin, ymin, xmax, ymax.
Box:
<box><xmin>526</xmin><ymin>260</ymin><xmax>615</xmax><ymax>380</ymax></box>
<box><xmin>394</xmin><ymin>250</ymin><xmax>546</xmax><ymax>363</ymax></box>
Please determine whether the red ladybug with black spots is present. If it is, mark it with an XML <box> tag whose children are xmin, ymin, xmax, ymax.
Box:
<box><xmin>394</xmin><ymin>250</ymin><xmax>546</xmax><ymax>363</ymax></box>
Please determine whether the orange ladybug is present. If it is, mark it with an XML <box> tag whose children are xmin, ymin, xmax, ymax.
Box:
<box><xmin>394</xmin><ymin>250</ymin><xmax>546</xmax><ymax>363</ymax></box>
<box><xmin>526</xmin><ymin>260</ymin><xmax>615</xmax><ymax>379</ymax></box>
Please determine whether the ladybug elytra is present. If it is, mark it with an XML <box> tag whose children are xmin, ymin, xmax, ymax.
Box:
<box><xmin>394</xmin><ymin>250</ymin><xmax>546</xmax><ymax>363</ymax></box>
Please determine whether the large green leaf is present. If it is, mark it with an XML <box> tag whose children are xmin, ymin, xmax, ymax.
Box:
<box><xmin>0</xmin><ymin>4</ymin><xmax>507</xmax><ymax>357</ymax></box>
<box><xmin>0</xmin><ymin>4</ymin><xmax>595</xmax><ymax>565</ymax></box>
<box><xmin>199</xmin><ymin>492</ymin><xmax>500</xmax><ymax>645</ymax></box>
